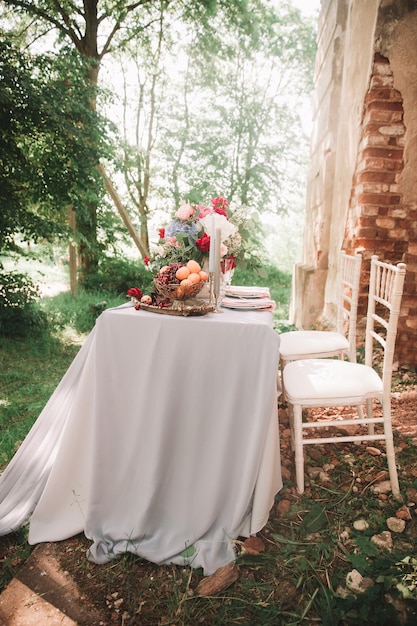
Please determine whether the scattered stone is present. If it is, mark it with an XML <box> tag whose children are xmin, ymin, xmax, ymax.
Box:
<box><xmin>196</xmin><ymin>562</ymin><xmax>239</xmax><ymax>596</ymax></box>
<box><xmin>353</xmin><ymin>519</ymin><xmax>369</xmax><ymax>532</ymax></box>
<box><xmin>278</xmin><ymin>407</ymin><xmax>289</xmax><ymax>425</ymax></box>
<box><xmin>306</xmin><ymin>448</ymin><xmax>324</xmax><ymax>461</ymax></box>
<box><xmin>386</xmin><ymin>517</ymin><xmax>406</xmax><ymax>533</ymax></box>
<box><xmin>372</xmin><ymin>480</ymin><xmax>392</xmax><ymax>495</ymax></box>
<box><xmin>366</xmin><ymin>446</ymin><xmax>382</xmax><ymax>456</ymax></box>
<box><xmin>346</xmin><ymin>569</ymin><xmax>374</xmax><ymax>594</ymax></box>
<box><xmin>242</xmin><ymin>536</ymin><xmax>265</xmax><ymax>555</ymax></box>
<box><xmin>338</xmin><ymin>529</ymin><xmax>350</xmax><ymax>543</ymax></box>
<box><xmin>319</xmin><ymin>470</ymin><xmax>331</xmax><ymax>483</ymax></box>
<box><xmin>371</xmin><ymin>530</ymin><xmax>393</xmax><ymax>551</ymax></box>
<box><xmin>277</xmin><ymin>499</ymin><xmax>291</xmax><ymax>516</ymax></box>
<box><xmin>396</xmin><ymin>505</ymin><xmax>412</xmax><ymax>521</ymax></box>
<box><xmin>335</xmin><ymin>584</ymin><xmax>350</xmax><ymax>599</ymax></box>
<box><xmin>372</xmin><ymin>470</ymin><xmax>389</xmax><ymax>483</ymax></box>
<box><xmin>306</xmin><ymin>466</ymin><xmax>322</xmax><ymax>478</ymax></box>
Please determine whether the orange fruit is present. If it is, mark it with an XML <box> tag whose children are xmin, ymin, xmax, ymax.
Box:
<box><xmin>199</xmin><ymin>270</ymin><xmax>208</xmax><ymax>282</ymax></box>
<box><xmin>180</xmin><ymin>278</ymin><xmax>192</xmax><ymax>288</ymax></box>
<box><xmin>187</xmin><ymin>260</ymin><xmax>201</xmax><ymax>274</ymax></box>
<box><xmin>188</xmin><ymin>272</ymin><xmax>201</xmax><ymax>284</ymax></box>
<box><xmin>176</xmin><ymin>266</ymin><xmax>190</xmax><ymax>281</ymax></box>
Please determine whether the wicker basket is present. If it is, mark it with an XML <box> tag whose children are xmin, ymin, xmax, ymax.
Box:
<box><xmin>154</xmin><ymin>277</ymin><xmax>204</xmax><ymax>301</ymax></box>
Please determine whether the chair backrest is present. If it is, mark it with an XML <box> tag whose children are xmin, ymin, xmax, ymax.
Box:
<box><xmin>365</xmin><ymin>255</ymin><xmax>407</xmax><ymax>396</ymax></box>
<box><xmin>335</xmin><ymin>251</ymin><xmax>363</xmax><ymax>362</ymax></box>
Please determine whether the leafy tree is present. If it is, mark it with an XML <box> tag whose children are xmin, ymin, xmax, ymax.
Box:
<box><xmin>0</xmin><ymin>38</ymin><xmax>106</xmax><ymax>254</ymax></box>
<box><xmin>0</xmin><ymin>0</ymin><xmax>254</xmax><ymax>280</ymax></box>
<box><xmin>106</xmin><ymin>0</ymin><xmax>316</xmax><ymax>258</ymax></box>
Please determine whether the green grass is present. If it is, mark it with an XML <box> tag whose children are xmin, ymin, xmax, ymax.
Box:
<box><xmin>0</xmin><ymin>332</ymin><xmax>80</xmax><ymax>467</ymax></box>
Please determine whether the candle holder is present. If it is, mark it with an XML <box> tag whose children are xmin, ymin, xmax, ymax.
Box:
<box><xmin>209</xmin><ymin>272</ymin><xmax>222</xmax><ymax>313</ymax></box>
<box><xmin>213</xmin><ymin>288</ymin><xmax>222</xmax><ymax>313</ymax></box>
<box><xmin>208</xmin><ymin>272</ymin><xmax>214</xmax><ymax>305</ymax></box>
<box><xmin>213</xmin><ymin>284</ymin><xmax>224</xmax><ymax>313</ymax></box>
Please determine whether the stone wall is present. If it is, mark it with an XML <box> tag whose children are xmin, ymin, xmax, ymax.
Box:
<box><xmin>292</xmin><ymin>0</ymin><xmax>417</xmax><ymax>366</ymax></box>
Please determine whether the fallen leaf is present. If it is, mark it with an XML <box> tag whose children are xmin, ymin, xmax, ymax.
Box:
<box><xmin>242</xmin><ymin>536</ymin><xmax>265</xmax><ymax>555</ymax></box>
<box><xmin>196</xmin><ymin>562</ymin><xmax>239</xmax><ymax>596</ymax></box>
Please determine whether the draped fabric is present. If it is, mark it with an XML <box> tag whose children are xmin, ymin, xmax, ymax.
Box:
<box><xmin>0</xmin><ymin>304</ymin><xmax>282</xmax><ymax>575</ymax></box>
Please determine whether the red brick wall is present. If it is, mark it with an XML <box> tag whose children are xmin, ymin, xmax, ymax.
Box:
<box><xmin>343</xmin><ymin>53</ymin><xmax>417</xmax><ymax>365</ymax></box>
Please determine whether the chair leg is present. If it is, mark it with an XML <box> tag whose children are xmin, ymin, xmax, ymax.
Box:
<box><xmin>293</xmin><ymin>404</ymin><xmax>305</xmax><ymax>494</ymax></box>
<box><xmin>383</xmin><ymin>402</ymin><xmax>400</xmax><ymax>498</ymax></box>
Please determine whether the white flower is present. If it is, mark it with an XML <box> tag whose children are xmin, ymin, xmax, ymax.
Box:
<box><xmin>199</xmin><ymin>213</ymin><xmax>237</xmax><ymax>243</ymax></box>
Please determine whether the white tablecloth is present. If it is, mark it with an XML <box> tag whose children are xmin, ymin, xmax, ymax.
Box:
<box><xmin>0</xmin><ymin>303</ymin><xmax>282</xmax><ymax>575</ymax></box>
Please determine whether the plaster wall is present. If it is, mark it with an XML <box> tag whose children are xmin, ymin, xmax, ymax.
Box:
<box><xmin>325</xmin><ymin>1</ymin><xmax>379</xmax><ymax>315</ymax></box>
<box><xmin>292</xmin><ymin>0</ymin><xmax>379</xmax><ymax>326</ymax></box>
<box><xmin>293</xmin><ymin>0</ymin><xmax>417</xmax><ymax>364</ymax></box>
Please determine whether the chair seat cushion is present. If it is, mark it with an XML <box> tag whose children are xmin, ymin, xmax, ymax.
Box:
<box><xmin>279</xmin><ymin>330</ymin><xmax>349</xmax><ymax>359</ymax></box>
<box><xmin>283</xmin><ymin>358</ymin><xmax>383</xmax><ymax>405</ymax></box>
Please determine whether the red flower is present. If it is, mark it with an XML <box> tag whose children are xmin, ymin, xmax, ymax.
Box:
<box><xmin>211</xmin><ymin>196</ymin><xmax>229</xmax><ymax>218</ymax></box>
<box><xmin>158</xmin><ymin>228</ymin><xmax>165</xmax><ymax>239</ymax></box>
<box><xmin>196</xmin><ymin>232</ymin><xmax>211</xmax><ymax>252</ymax></box>
<box><xmin>144</xmin><ymin>257</ymin><xmax>150</xmax><ymax>266</ymax></box>
<box><xmin>127</xmin><ymin>287</ymin><xmax>143</xmax><ymax>299</ymax></box>
<box><xmin>221</xmin><ymin>256</ymin><xmax>236</xmax><ymax>272</ymax></box>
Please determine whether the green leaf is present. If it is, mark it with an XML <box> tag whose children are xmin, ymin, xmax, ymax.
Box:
<box><xmin>299</xmin><ymin>503</ymin><xmax>328</xmax><ymax>534</ymax></box>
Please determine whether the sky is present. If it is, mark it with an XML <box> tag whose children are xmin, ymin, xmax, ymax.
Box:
<box><xmin>292</xmin><ymin>0</ymin><xmax>321</xmax><ymax>16</ymax></box>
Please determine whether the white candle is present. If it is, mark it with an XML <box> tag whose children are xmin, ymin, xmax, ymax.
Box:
<box><xmin>208</xmin><ymin>214</ymin><xmax>215</xmax><ymax>272</ymax></box>
<box><xmin>214</xmin><ymin>227</ymin><xmax>221</xmax><ymax>293</ymax></box>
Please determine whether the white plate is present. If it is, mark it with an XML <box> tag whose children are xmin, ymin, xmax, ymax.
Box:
<box><xmin>221</xmin><ymin>300</ymin><xmax>273</xmax><ymax>310</ymax></box>
<box><xmin>224</xmin><ymin>286</ymin><xmax>271</xmax><ymax>299</ymax></box>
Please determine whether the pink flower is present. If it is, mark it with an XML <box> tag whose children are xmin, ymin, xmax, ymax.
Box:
<box><xmin>176</xmin><ymin>203</ymin><xmax>195</xmax><ymax>221</ymax></box>
<box><xmin>196</xmin><ymin>204</ymin><xmax>212</xmax><ymax>219</ymax></box>
<box><xmin>165</xmin><ymin>236</ymin><xmax>180</xmax><ymax>247</ymax></box>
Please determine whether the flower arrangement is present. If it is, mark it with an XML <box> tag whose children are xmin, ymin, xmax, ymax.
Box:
<box><xmin>144</xmin><ymin>196</ymin><xmax>246</xmax><ymax>274</ymax></box>
<box><xmin>127</xmin><ymin>196</ymin><xmax>256</xmax><ymax>310</ymax></box>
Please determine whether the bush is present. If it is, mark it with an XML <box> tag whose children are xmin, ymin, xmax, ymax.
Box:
<box><xmin>41</xmin><ymin>288</ymin><xmax>125</xmax><ymax>335</ymax></box>
<box><xmin>81</xmin><ymin>255</ymin><xmax>152</xmax><ymax>296</ymax></box>
<box><xmin>0</xmin><ymin>268</ymin><xmax>47</xmax><ymax>337</ymax></box>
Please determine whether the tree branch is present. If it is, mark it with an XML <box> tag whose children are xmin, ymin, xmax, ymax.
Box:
<box><xmin>97</xmin><ymin>163</ymin><xmax>148</xmax><ymax>258</ymax></box>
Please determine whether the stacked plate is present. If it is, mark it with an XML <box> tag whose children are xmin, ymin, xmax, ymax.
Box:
<box><xmin>221</xmin><ymin>286</ymin><xmax>275</xmax><ymax>310</ymax></box>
